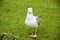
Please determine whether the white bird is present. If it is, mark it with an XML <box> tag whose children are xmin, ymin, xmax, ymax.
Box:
<box><xmin>25</xmin><ymin>8</ymin><xmax>40</xmax><ymax>38</ymax></box>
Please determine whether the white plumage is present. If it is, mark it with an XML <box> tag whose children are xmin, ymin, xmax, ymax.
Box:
<box><xmin>25</xmin><ymin>8</ymin><xmax>40</xmax><ymax>38</ymax></box>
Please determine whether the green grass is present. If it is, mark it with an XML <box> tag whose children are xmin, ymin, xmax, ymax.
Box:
<box><xmin>0</xmin><ymin>0</ymin><xmax>60</xmax><ymax>40</ymax></box>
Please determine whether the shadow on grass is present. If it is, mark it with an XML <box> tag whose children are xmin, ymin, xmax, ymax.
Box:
<box><xmin>54</xmin><ymin>32</ymin><xmax>60</xmax><ymax>40</ymax></box>
<box><xmin>54</xmin><ymin>27</ymin><xmax>60</xmax><ymax>40</ymax></box>
<box><xmin>55</xmin><ymin>0</ymin><xmax>60</xmax><ymax>7</ymax></box>
<box><xmin>0</xmin><ymin>0</ymin><xmax>4</xmax><ymax>7</ymax></box>
<box><xmin>56</xmin><ymin>32</ymin><xmax>60</xmax><ymax>40</ymax></box>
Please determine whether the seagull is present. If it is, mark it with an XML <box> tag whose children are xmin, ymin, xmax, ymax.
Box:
<box><xmin>25</xmin><ymin>8</ymin><xmax>40</xmax><ymax>38</ymax></box>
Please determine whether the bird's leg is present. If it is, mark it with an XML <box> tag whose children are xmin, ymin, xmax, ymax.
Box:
<box><xmin>35</xmin><ymin>27</ymin><xmax>37</xmax><ymax>35</ymax></box>
<box><xmin>32</xmin><ymin>27</ymin><xmax>37</xmax><ymax>37</ymax></box>
<box><xmin>30</xmin><ymin>27</ymin><xmax>34</xmax><ymax>36</ymax></box>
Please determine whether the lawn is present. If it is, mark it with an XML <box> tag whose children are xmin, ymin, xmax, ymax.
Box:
<box><xmin>0</xmin><ymin>0</ymin><xmax>60</xmax><ymax>40</ymax></box>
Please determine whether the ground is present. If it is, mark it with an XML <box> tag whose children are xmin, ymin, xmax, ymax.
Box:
<box><xmin>0</xmin><ymin>0</ymin><xmax>60</xmax><ymax>40</ymax></box>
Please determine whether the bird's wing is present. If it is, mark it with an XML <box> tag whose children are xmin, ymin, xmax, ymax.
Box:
<box><xmin>34</xmin><ymin>16</ymin><xmax>40</xmax><ymax>25</ymax></box>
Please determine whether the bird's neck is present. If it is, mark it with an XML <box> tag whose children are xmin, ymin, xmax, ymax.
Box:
<box><xmin>27</xmin><ymin>13</ymin><xmax>33</xmax><ymax>17</ymax></box>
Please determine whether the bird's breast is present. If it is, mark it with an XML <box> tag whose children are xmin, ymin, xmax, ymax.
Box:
<box><xmin>25</xmin><ymin>19</ymin><xmax>38</xmax><ymax>27</ymax></box>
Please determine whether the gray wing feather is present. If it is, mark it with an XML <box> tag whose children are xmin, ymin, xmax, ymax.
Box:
<box><xmin>34</xmin><ymin>16</ymin><xmax>40</xmax><ymax>25</ymax></box>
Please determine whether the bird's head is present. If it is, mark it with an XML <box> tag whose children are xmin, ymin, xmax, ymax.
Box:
<box><xmin>28</xmin><ymin>8</ymin><xmax>33</xmax><ymax>14</ymax></box>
